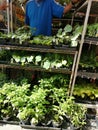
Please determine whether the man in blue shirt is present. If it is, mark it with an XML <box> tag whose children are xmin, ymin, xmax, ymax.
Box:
<box><xmin>25</xmin><ymin>0</ymin><xmax>80</xmax><ymax>36</ymax></box>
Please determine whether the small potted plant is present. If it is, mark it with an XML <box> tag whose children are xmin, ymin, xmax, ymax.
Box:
<box><xmin>60</xmin><ymin>97</ymin><xmax>87</xmax><ymax>129</ymax></box>
<box><xmin>17</xmin><ymin>107</ymin><xmax>34</xmax><ymax>125</ymax></box>
<box><xmin>52</xmin><ymin>105</ymin><xmax>64</xmax><ymax>128</ymax></box>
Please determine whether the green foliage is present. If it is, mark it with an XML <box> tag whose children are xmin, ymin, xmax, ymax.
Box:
<box><xmin>0</xmin><ymin>72</ymin><xmax>7</xmax><ymax>87</ymax></box>
<box><xmin>10</xmin><ymin>51</ymin><xmax>73</xmax><ymax>70</ymax></box>
<box><xmin>0</xmin><ymin>78</ymin><xmax>30</xmax><ymax>120</ymax></box>
<box><xmin>87</xmin><ymin>23</ymin><xmax>98</xmax><ymax>37</ymax></box>
<box><xmin>52</xmin><ymin>96</ymin><xmax>86</xmax><ymax>127</ymax></box>
<box><xmin>59</xmin><ymin>97</ymin><xmax>86</xmax><ymax>127</ymax></box>
<box><xmin>0</xmin><ymin>74</ymin><xmax>86</xmax><ymax>127</ymax></box>
<box><xmin>74</xmin><ymin>83</ymin><xmax>98</xmax><ymax>100</ymax></box>
<box><xmin>29</xmin><ymin>35</ymin><xmax>53</xmax><ymax>46</ymax></box>
<box><xmin>53</xmin><ymin>24</ymin><xmax>81</xmax><ymax>47</ymax></box>
<box><xmin>0</xmin><ymin>50</ymin><xmax>12</xmax><ymax>61</ymax></box>
<box><xmin>79</xmin><ymin>45</ymin><xmax>98</xmax><ymax>69</ymax></box>
<box><xmin>0</xmin><ymin>24</ymin><xmax>80</xmax><ymax>47</ymax></box>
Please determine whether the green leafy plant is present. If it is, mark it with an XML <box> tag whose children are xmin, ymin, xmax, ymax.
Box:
<box><xmin>29</xmin><ymin>35</ymin><xmax>53</xmax><ymax>46</ymax></box>
<box><xmin>17</xmin><ymin>107</ymin><xmax>34</xmax><ymax>121</ymax></box>
<box><xmin>79</xmin><ymin>45</ymin><xmax>98</xmax><ymax>72</ymax></box>
<box><xmin>59</xmin><ymin>97</ymin><xmax>87</xmax><ymax>128</ymax></box>
<box><xmin>74</xmin><ymin>83</ymin><xmax>98</xmax><ymax>100</ymax></box>
<box><xmin>10</xmin><ymin>52</ymin><xmax>73</xmax><ymax>70</ymax></box>
<box><xmin>24</xmin><ymin>87</ymin><xmax>49</xmax><ymax>124</ymax></box>
<box><xmin>0</xmin><ymin>84</ymin><xmax>16</xmax><ymax>120</ymax></box>
<box><xmin>0</xmin><ymin>79</ymin><xmax>30</xmax><ymax>120</ymax></box>
<box><xmin>48</xmin><ymin>96</ymin><xmax>87</xmax><ymax>128</ymax></box>
<box><xmin>0</xmin><ymin>74</ymin><xmax>86</xmax><ymax>128</ymax></box>
<box><xmin>35</xmin><ymin>55</ymin><xmax>42</xmax><ymax>65</ymax></box>
<box><xmin>6</xmin><ymin>26</ymin><xmax>33</xmax><ymax>44</ymax></box>
<box><xmin>0</xmin><ymin>72</ymin><xmax>7</xmax><ymax>86</ymax></box>
<box><xmin>87</xmin><ymin>23</ymin><xmax>98</xmax><ymax>37</ymax></box>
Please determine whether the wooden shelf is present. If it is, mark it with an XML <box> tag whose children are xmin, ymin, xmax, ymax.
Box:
<box><xmin>0</xmin><ymin>44</ymin><xmax>77</xmax><ymax>55</ymax></box>
<box><xmin>84</xmin><ymin>38</ymin><xmax>98</xmax><ymax>45</ymax></box>
<box><xmin>0</xmin><ymin>63</ymin><xmax>72</xmax><ymax>74</ymax></box>
<box><xmin>76</xmin><ymin>102</ymin><xmax>98</xmax><ymax>109</ymax></box>
<box><xmin>77</xmin><ymin>71</ymin><xmax>98</xmax><ymax>79</ymax></box>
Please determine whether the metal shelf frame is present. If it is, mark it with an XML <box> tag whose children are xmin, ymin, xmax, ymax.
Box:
<box><xmin>74</xmin><ymin>0</ymin><xmax>98</xmax><ymax>17</ymax></box>
<box><xmin>69</xmin><ymin>0</ymin><xmax>94</xmax><ymax>96</ymax></box>
<box><xmin>0</xmin><ymin>44</ymin><xmax>78</xmax><ymax>95</ymax></box>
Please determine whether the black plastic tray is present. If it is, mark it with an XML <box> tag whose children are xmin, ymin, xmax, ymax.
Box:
<box><xmin>85</xmin><ymin>37</ymin><xmax>98</xmax><ymax>41</ymax></box>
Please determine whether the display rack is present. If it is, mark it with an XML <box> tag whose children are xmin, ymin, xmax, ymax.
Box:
<box><xmin>69</xmin><ymin>1</ymin><xmax>98</xmax><ymax>121</ymax></box>
<box><xmin>0</xmin><ymin>1</ymin><xmax>91</xmax><ymax>130</ymax></box>
<box><xmin>0</xmin><ymin>44</ymin><xmax>78</xmax><ymax>95</ymax></box>
<box><xmin>69</xmin><ymin>0</ymin><xmax>97</xmax><ymax>96</ymax></box>
<box><xmin>70</xmin><ymin>3</ymin><xmax>98</xmax><ymax>130</ymax></box>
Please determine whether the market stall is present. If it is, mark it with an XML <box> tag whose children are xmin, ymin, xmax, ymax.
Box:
<box><xmin>0</xmin><ymin>0</ymin><xmax>98</xmax><ymax>130</ymax></box>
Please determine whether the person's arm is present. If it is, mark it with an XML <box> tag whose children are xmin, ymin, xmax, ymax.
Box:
<box><xmin>63</xmin><ymin>0</ymin><xmax>80</xmax><ymax>14</ymax></box>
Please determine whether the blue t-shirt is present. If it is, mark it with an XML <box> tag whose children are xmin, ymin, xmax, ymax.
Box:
<box><xmin>25</xmin><ymin>0</ymin><xmax>64</xmax><ymax>36</ymax></box>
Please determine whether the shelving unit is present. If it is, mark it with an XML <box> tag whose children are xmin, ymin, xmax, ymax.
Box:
<box><xmin>0</xmin><ymin>44</ymin><xmax>78</xmax><ymax>95</ymax></box>
<box><xmin>0</xmin><ymin>2</ymin><xmax>86</xmax><ymax>129</ymax></box>
<box><xmin>1</xmin><ymin>1</ymin><xmax>98</xmax><ymax>129</ymax></box>
<box><xmin>70</xmin><ymin>0</ymin><xmax>98</xmax><ymax>96</ymax></box>
<box><xmin>69</xmin><ymin>1</ymin><xmax>98</xmax><ymax>123</ymax></box>
<box><xmin>0</xmin><ymin>43</ymin><xmax>79</xmax><ymax>130</ymax></box>
<box><xmin>70</xmin><ymin>3</ymin><xmax>98</xmax><ymax>129</ymax></box>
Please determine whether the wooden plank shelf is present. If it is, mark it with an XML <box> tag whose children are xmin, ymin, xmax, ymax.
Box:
<box><xmin>0</xmin><ymin>63</ymin><xmax>72</xmax><ymax>74</ymax></box>
<box><xmin>76</xmin><ymin>102</ymin><xmax>98</xmax><ymax>109</ymax></box>
<box><xmin>84</xmin><ymin>38</ymin><xmax>98</xmax><ymax>45</ymax></box>
<box><xmin>77</xmin><ymin>71</ymin><xmax>98</xmax><ymax>79</ymax></box>
<box><xmin>0</xmin><ymin>44</ymin><xmax>77</xmax><ymax>55</ymax></box>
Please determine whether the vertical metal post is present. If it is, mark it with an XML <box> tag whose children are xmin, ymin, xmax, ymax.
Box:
<box><xmin>96</xmin><ymin>108</ymin><xmax>98</xmax><ymax>129</ymax></box>
<box><xmin>71</xmin><ymin>10</ymin><xmax>75</xmax><ymax>26</ymax></box>
<box><xmin>10</xmin><ymin>0</ymin><xmax>13</xmax><ymax>33</ymax></box>
<box><xmin>6</xmin><ymin>0</ymin><xmax>10</xmax><ymax>33</ymax></box>
<box><xmin>70</xmin><ymin>0</ymin><xmax>93</xmax><ymax>96</ymax></box>
<box><xmin>68</xmin><ymin>51</ymin><xmax>78</xmax><ymax>95</ymax></box>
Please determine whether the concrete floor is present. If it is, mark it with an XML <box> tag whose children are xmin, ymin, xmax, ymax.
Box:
<box><xmin>0</xmin><ymin>124</ymin><xmax>37</xmax><ymax>130</ymax></box>
<box><xmin>0</xmin><ymin>124</ymin><xmax>21</xmax><ymax>130</ymax></box>
<box><xmin>0</xmin><ymin>123</ymin><xmax>98</xmax><ymax>130</ymax></box>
